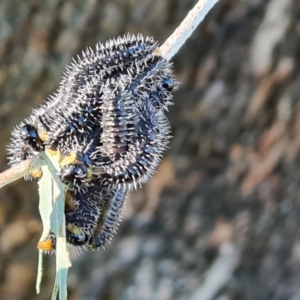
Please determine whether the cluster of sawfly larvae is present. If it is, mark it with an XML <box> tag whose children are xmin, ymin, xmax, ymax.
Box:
<box><xmin>7</xmin><ymin>33</ymin><xmax>177</xmax><ymax>251</ymax></box>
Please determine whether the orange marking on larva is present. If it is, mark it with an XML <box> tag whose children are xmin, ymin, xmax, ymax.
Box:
<box><xmin>37</xmin><ymin>239</ymin><xmax>54</xmax><ymax>251</ymax></box>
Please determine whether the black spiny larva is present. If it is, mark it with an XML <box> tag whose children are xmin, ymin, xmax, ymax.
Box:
<box><xmin>64</xmin><ymin>187</ymin><xmax>128</xmax><ymax>249</ymax></box>
<box><xmin>67</xmin><ymin>187</ymin><xmax>127</xmax><ymax>249</ymax></box>
<box><xmin>39</xmin><ymin>187</ymin><xmax>128</xmax><ymax>250</ymax></box>
<box><xmin>89</xmin><ymin>187</ymin><xmax>127</xmax><ymax>248</ymax></box>
<box><xmin>8</xmin><ymin>33</ymin><xmax>178</xmax><ymax>249</ymax></box>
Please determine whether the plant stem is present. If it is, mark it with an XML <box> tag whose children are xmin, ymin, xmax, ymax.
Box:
<box><xmin>160</xmin><ymin>0</ymin><xmax>219</xmax><ymax>60</ymax></box>
<box><xmin>0</xmin><ymin>155</ymin><xmax>44</xmax><ymax>188</ymax></box>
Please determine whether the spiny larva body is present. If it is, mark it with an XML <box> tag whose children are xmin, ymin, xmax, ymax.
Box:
<box><xmin>7</xmin><ymin>34</ymin><xmax>178</xmax><ymax>250</ymax></box>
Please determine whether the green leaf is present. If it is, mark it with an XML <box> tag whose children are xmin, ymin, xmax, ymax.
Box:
<box><xmin>36</xmin><ymin>150</ymin><xmax>71</xmax><ymax>299</ymax></box>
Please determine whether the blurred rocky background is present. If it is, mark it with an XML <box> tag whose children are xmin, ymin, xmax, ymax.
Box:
<box><xmin>1</xmin><ymin>0</ymin><xmax>300</xmax><ymax>299</ymax></box>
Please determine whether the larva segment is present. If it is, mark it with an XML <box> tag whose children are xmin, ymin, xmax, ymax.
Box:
<box><xmin>89</xmin><ymin>187</ymin><xmax>127</xmax><ymax>249</ymax></box>
<box><xmin>94</xmin><ymin>102</ymin><xmax>171</xmax><ymax>189</ymax></box>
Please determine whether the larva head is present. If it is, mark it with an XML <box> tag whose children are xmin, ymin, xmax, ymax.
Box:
<box><xmin>66</xmin><ymin>224</ymin><xmax>88</xmax><ymax>246</ymax></box>
<box><xmin>162</xmin><ymin>77</ymin><xmax>175</xmax><ymax>92</ymax></box>
<box><xmin>19</xmin><ymin>124</ymin><xmax>46</xmax><ymax>152</ymax></box>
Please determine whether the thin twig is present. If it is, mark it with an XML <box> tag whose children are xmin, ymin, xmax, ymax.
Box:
<box><xmin>160</xmin><ymin>0</ymin><xmax>219</xmax><ymax>60</ymax></box>
<box><xmin>0</xmin><ymin>155</ymin><xmax>44</xmax><ymax>188</ymax></box>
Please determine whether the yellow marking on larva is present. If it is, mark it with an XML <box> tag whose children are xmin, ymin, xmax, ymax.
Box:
<box><xmin>87</xmin><ymin>244</ymin><xmax>95</xmax><ymax>250</ymax></box>
<box><xmin>60</xmin><ymin>153</ymin><xmax>79</xmax><ymax>167</ymax></box>
<box><xmin>66</xmin><ymin>223</ymin><xmax>83</xmax><ymax>235</ymax></box>
<box><xmin>86</xmin><ymin>168</ymin><xmax>94</xmax><ymax>180</ymax></box>
<box><xmin>45</xmin><ymin>148</ymin><xmax>60</xmax><ymax>157</ymax></box>
<box><xmin>153</xmin><ymin>47</ymin><xmax>162</xmax><ymax>57</ymax></box>
<box><xmin>38</xmin><ymin>130</ymin><xmax>48</xmax><ymax>142</ymax></box>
